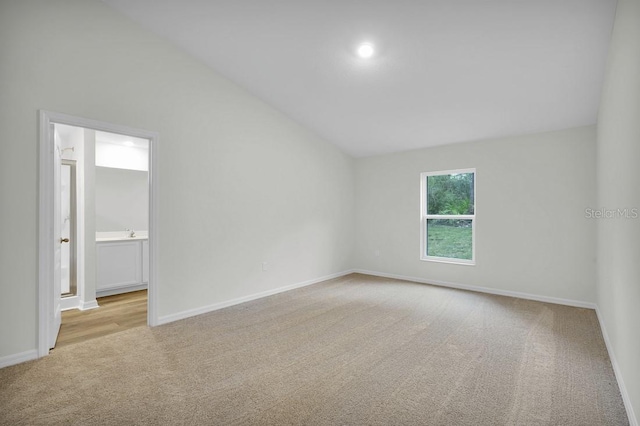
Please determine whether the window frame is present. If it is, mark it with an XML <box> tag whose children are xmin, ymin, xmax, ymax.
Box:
<box><xmin>420</xmin><ymin>168</ymin><xmax>476</xmax><ymax>265</ymax></box>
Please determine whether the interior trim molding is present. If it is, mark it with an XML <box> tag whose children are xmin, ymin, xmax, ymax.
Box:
<box><xmin>79</xmin><ymin>299</ymin><xmax>99</xmax><ymax>311</ymax></box>
<box><xmin>60</xmin><ymin>295</ymin><xmax>80</xmax><ymax>311</ymax></box>
<box><xmin>596</xmin><ymin>307</ymin><xmax>638</xmax><ymax>426</ymax></box>
<box><xmin>0</xmin><ymin>350</ymin><xmax>38</xmax><ymax>370</ymax></box>
<box><xmin>352</xmin><ymin>269</ymin><xmax>597</xmax><ymax>309</ymax></box>
<box><xmin>157</xmin><ymin>270</ymin><xmax>354</xmax><ymax>325</ymax></box>
<box><xmin>97</xmin><ymin>284</ymin><xmax>148</xmax><ymax>298</ymax></box>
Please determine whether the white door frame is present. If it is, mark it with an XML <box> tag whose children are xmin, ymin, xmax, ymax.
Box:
<box><xmin>38</xmin><ymin>110</ymin><xmax>159</xmax><ymax>357</ymax></box>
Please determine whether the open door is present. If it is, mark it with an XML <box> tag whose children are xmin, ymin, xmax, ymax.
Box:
<box><xmin>50</xmin><ymin>123</ymin><xmax>62</xmax><ymax>349</ymax></box>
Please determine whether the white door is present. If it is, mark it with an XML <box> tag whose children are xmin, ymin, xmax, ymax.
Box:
<box><xmin>50</xmin><ymin>124</ymin><xmax>62</xmax><ymax>349</ymax></box>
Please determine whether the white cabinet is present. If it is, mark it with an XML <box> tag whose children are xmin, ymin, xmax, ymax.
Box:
<box><xmin>96</xmin><ymin>239</ymin><xmax>148</xmax><ymax>295</ymax></box>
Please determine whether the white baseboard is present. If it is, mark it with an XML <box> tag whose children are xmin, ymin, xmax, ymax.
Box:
<box><xmin>595</xmin><ymin>307</ymin><xmax>638</xmax><ymax>426</ymax></box>
<box><xmin>61</xmin><ymin>295</ymin><xmax>80</xmax><ymax>311</ymax></box>
<box><xmin>96</xmin><ymin>284</ymin><xmax>148</xmax><ymax>298</ymax></box>
<box><xmin>0</xmin><ymin>350</ymin><xmax>38</xmax><ymax>369</ymax></box>
<box><xmin>79</xmin><ymin>299</ymin><xmax>99</xmax><ymax>310</ymax></box>
<box><xmin>62</xmin><ymin>297</ymin><xmax>99</xmax><ymax>311</ymax></box>
<box><xmin>157</xmin><ymin>270</ymin><xmax>353</xmax><ymax>326</ymax></box>
<box><xmin>352</xmin><ymin>269</ymin><xmax>597</xmax><ymax>309</ymax></box>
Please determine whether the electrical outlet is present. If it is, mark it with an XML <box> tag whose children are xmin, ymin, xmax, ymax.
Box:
<box><xmin>262</xmin><ymin>261</ymin><xmax>269</xmax><ymax>272</ymax></box>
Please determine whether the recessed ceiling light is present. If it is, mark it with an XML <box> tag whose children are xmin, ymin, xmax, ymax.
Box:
<box><xmin>357</xmin><ymin>43</ymin><xmax>375</xmax><ymax>59</ymax></box>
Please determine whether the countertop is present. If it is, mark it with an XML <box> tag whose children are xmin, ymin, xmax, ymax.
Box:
<box><xmin>96</xmin><ymin>232</ymin><xmax>148</xmax><ymax>242</ymax></box>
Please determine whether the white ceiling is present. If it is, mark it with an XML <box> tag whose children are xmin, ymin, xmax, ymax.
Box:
<box><xmin>102</xmin><ymin>0</ymin><xmax>617</xmax><ymax>157</ymax></box>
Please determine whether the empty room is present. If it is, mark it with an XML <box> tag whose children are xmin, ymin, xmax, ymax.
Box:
<box><xmin>0</xmin><ymin>0</ymin><xmax>638</xmax><ymax>425</ymax></box>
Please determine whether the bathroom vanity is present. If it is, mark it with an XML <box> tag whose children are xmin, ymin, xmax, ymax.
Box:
<box><xmin>96</xmin><ymin>232</ymin><xmax>149</xmax><ymax>297</ymax></box>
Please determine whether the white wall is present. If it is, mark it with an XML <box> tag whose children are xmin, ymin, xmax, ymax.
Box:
<box><xmin>95</xmin><ymin>167</ymin><xmax>149</xmax><ymax>232</ymax></box>
<box><xmin>596</xmin><ymin>0</ymin><xmax>640</xmax><ymax>422</ymax></box>
<box><xmin>0</xmin><ymin>0</ymin><xmax>354</xmax><ymax>359</ymax></box>
<box><xmin>355</xmin><ymin>126</ymin><xmax>597</xmax><ymax>303</ymax></box>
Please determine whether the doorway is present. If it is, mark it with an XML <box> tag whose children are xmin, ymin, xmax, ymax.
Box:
<box><xmin>38</xmin><ymin>111</ymin><xmax>159</xmax><ymax>357</ymax></box>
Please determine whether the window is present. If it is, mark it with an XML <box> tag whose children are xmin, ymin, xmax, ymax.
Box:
<box><xmin>420</xmin><ymin>169</ymin><xmax>475</xmax><ymax>265</ymax></box>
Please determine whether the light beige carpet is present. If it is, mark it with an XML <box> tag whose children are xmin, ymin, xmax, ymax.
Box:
<box><xmin>0</xmin><ymin>274</ymin><xmax>629</xmax><ymax>425</ymax></box>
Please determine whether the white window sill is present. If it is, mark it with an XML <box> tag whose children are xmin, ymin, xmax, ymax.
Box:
<box><xmin>420</xmin><ymin>256</ymin><xmax>475</xmax><ymax>266</ymax></box>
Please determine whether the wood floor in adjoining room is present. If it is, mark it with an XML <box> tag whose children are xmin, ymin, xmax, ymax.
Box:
<box><xmin>55</xmin><ymin>290</ymin><xmax>147</xmax><ymax>349</ymax></box>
